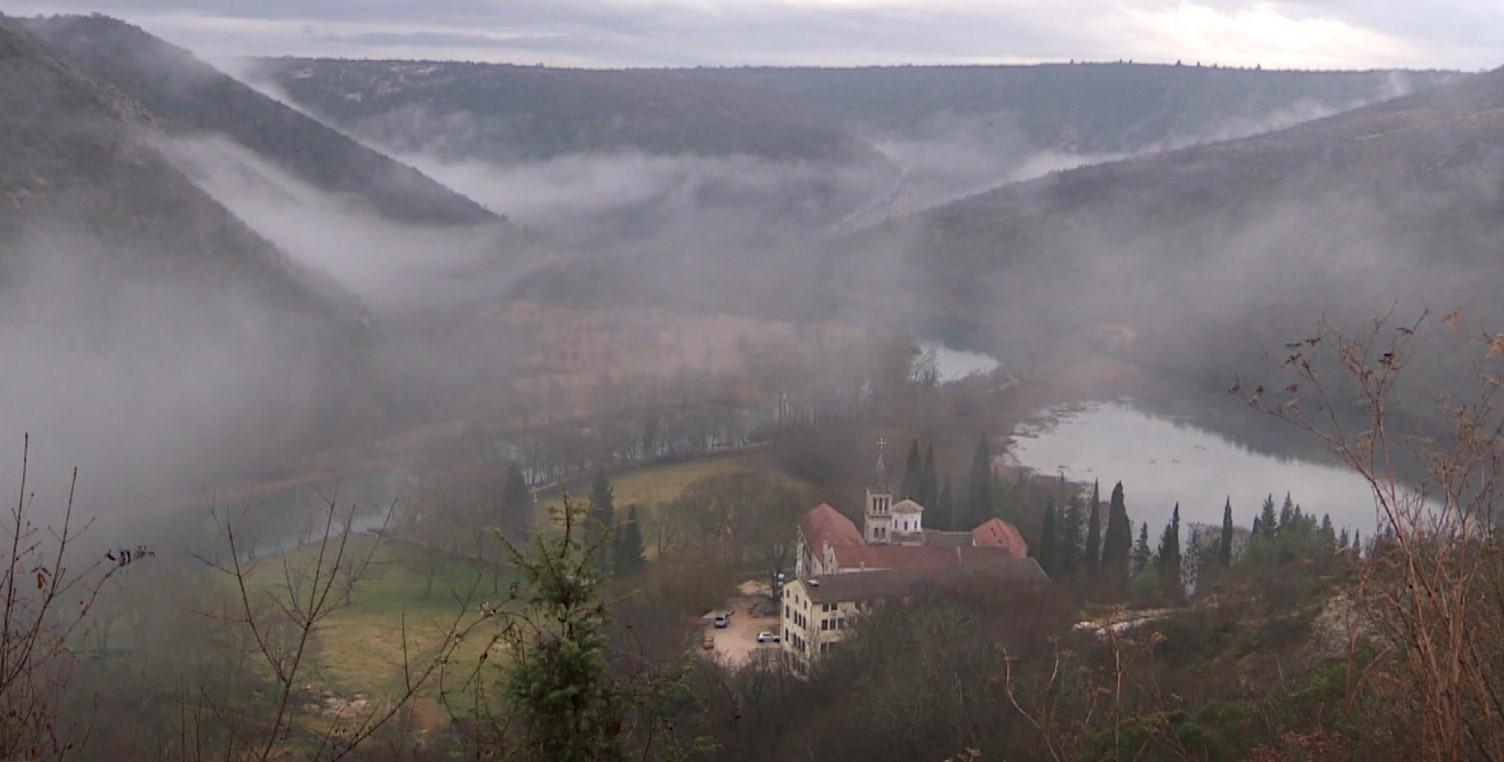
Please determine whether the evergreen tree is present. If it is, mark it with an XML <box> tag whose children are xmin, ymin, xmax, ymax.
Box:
<box><xmin>1101</xmin><ymin>482</ymin><xmax>1133</xmax><ymax>594</ymax></box>
<box><xmin>938</xmin><ymin>479</ymin><xmax>957</xmax><ymax>531</ymax></box>
<box><xmin>1278</xmin><ymin>493</ymin><xmax>1295</xmax><ymax>533</ymax></box>
<box><xmin>502</xmin><ymin>493</ymin><xmax>624</xmax><ymax>761</ymax></box>
<box><xmin>900</xmin><ymin>439</ymin><xmax>923</xmax><ymax>501</ymax></box>
<box><xmin>588</xmin><ymin>470</ymin><xmax>616</xmax><ymax>569</ymax></box>
<box><xmin>1339</xmin><ymin>527</ymin><xmax>1350</xmax><ymax>549</ymax></box>
<box><xmin>1258</xmin><ymin>495</ymin><xmax>1279</xmax><ymax>537</ymax></box>
<box><xmin>920</xmin><ymin>444</ymin><xmax>938</xmax><ymax>508</ymax></box>
<box><xmin>1157</xmin><ymin>504</ymin><xmax>1183</xmax><ymax>600</ymax></box>
<box><xmin>1319</xmin><ymin>513</ymin><xmax>1337</xmax><ymax>552</ymax></box>
<box><xmin>1218</xmin><ymin>497</ymin><xmax>1234</xmax><ymax>568</ymax></box>
<box><xmin>612</xmin><ymin>505</ymin><xmax>646</xmax><ymax>576</ymax></box>
<box><xmin>1132</xmin><ymin>521</ymin><xmax>1153</xmax><ymax>577</ymax></box>
<box><xmin>968</xmin><ymin>434</ymin><xmax>995</xmax><ymax>527</ymax></box>
<box><xmin>501</xmin><ymin>462</ymin><xmax>532</xmax><ymax>543</ymax></box>
<box><xmin>1084</xmin><ymin>480</ymin><xmax>1102</xmax><ymax>575</ymax></box>
<box><xmin>1038</xmin><ymin>501</ymin><xmax>1058</xmax><ymax>577</ymax></box>
<box><xmin>1059</xmin><ymin>495</ymin><xmax>1084</xmax><ymax>577</ymax></box>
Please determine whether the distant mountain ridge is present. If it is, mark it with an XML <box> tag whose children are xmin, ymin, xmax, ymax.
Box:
<box><xmin>686</xmin><ymin>64</ymin><xmax>1463</xmax><ymax>155</ymax></box>
<box><xmin>896</xmin><ymin>64</ymin><xmax>1504</xmax><ymax>388</ymax></box>
<box><xmin>249</xmin><ymin>57</ymin><xmax>884</xmax><ymax>166</ymax></box>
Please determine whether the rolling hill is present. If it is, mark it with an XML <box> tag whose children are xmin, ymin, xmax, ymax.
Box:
<box><xmin>248</xmin><ymin>57</ymin><xmax>882</xmax><ymax>166</ymax></box>
<box><xmin>18</xmin><ymin>15</ymin><xmax>504</xmax><ymax>229</ymax></box>
<box><xmin>0</xmin><ymin>16</ymin><xmax>369</xmax><ymax>500</ymax></box>
<box><xmin>899</xmin><ymin>65</ymin><xmax>1504</xmax><ymax>389</ymax></box>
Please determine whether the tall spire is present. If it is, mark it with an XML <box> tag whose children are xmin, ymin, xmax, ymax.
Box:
<box><xmin>871</xmin><ymin>437</ymin><xmax>892</xmax><ymax>492</ymax></box>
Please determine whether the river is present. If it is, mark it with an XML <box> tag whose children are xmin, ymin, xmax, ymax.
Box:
<box><xmin>1007</xmin><ymin>400</ymin><xmax>1381</xmax><ymax>537</ymax></box>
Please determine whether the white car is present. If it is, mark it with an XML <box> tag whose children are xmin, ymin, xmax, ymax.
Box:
<box><xmin>756</xmin><ymin>631</ymin><xmax>780</xmax><ymax>643</ymax></box>
<box><xmin>713</xmin><ymin>613</ymin><xmax>730</xmax><ymax>629</ymax></box>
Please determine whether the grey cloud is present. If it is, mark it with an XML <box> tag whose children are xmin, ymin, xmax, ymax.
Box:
<box><xmin>11</xmin><ymin>1</ymin><xmax>1500</xmax><ymax>69</ymax></box>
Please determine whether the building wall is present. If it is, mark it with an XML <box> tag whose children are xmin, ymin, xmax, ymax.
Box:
<box><xmin>780</xmin><ymin>579</ymin><xmax>862</xmax><ymax>671</ymax></box>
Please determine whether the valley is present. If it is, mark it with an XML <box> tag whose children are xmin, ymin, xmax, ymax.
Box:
<box><xmin>1</xmin><ymin>7</ymin><xmax>1502</xmax><ymax>760</ymax></box>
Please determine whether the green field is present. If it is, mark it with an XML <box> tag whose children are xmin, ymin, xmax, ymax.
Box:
<box><xmin>238</xmin><ymin>536</ymin><xmax>510</xmax><ymax>717</ymax></box>
<box><xmin>230</xmin><ymin>450</ymin><xmax>806</xmax><ymax>722</ymax></box>
<box><xmin>539</xmin><ymin>449</ymin><xmax>808</xmax><ymax>514</ymax></box>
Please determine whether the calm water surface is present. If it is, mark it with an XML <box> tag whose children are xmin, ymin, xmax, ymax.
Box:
<box><xmin>1007</xmin><ymin>400</ymin><xmax>1380</xmax><ymax>536</ymax></box>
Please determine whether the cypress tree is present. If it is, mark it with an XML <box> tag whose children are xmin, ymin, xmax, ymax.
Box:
<box><xmin>921</xmin><ymin>444</ymin><xmax>938</xmax><ymax>508</ymax></box>
<box><xmin>1320</xmin><ymin>513</ymin><xmax>1336</xmax><ymax>552</ymax></box>
<box><xmin>1038</xmin><ymin>501</ymin><xmax>1058</xmax><ymax>577</ymax></box>
<box><xmin>502</xmin><ymin>462</ymin><xmax>533</xmax><ymax>543</ymax></box>
<box><xmin>613</xmin><ymin>505</ymin><xmax>646</xmax><ymax>576</ymax></box>
<box><xmin>938</xmin><ymin>479</ymin><xmax>957</xmax><ymax>530</ymax></box>
<box><xmin>900</xmin><ymin>440</ymin><xmax>923</xmax><ymax>501</ymax></box>
<box><xmin>1059</xmin><ymin>495</ymin><xmax>1084</xmax><ymax>576</ymax></box>
<box><xmin>1132</xmin><ymin>522</ymin><xmax>1152</xmax><ymax>577</ymax></box>
<box><xmin>588</xmin><ymin>470</ymin><xmax>616</xmax><ymax>568</ymax></box>
<box><xmin>1218</xmin><ymin>497</ymin><xmax>1234</xmax><ymax>568</ymax></box>
<box><xmin>1101</xmin><ymin>481</ymin><xmax>1132</xmax><ymax>594</ymax></box>
<box><xmin>1085</xmin><ymin>480</ymin><xmax>1102</xmax><ymax>575</ymax></box>
<box><xmin>968</xmin><ymin>434</ymin><xmax>995</xmax><ymax>527</ymax></box>
<box><xmin>1158</xmin><ymin>504</ymin><xmax>1183</xmax><ymax>600</ymax></box>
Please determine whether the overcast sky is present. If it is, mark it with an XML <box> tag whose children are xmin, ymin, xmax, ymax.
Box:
<box><xmin>8</xmin><ymin>1</ymin><xmax>1502</xmax><ymax>70</ymax></box>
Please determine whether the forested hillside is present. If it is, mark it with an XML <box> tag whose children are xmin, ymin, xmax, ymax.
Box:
<box><xmin>896</xmin><ymin>65</ymin><xmax>1504</xmax><ymax>394</ymax></box>
<box><xmin>19</xmin><ymin>15</ymin><xmax>504</xmax><ymax>228</ymax></box>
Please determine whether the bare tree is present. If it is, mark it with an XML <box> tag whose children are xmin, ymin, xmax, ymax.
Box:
<box><xmin>197</xmin><ymin>488</ymin><xmax>477</xmax><ymax>760</ymax></box>
<box><xmin>1249</xmin><ymin>311</ymin><xmax>1504</xmax><ymax>759</ymax></box>
<box><xmin>0</xmin><ymin>435</ymin><xmax>115</xmax><ymax>760</ymax></box>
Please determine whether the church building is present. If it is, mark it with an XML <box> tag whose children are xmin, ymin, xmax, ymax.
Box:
<box><xmin>782</xmin><ymin>441</ymin><xmax>1044</xmax><ymax>669</ymax></box>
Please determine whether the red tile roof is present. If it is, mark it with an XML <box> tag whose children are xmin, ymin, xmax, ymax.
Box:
<box><xmin>831</xmin><ymin>543</ymin><xmax>1021</xmax><ymax>572</ymax></box>
<box><xmin>799</xmin><ymin>503</ymin><xmax>862</xmax><ymax>552</ymax></box>
<box><xmin>972</xmin><ymin>518</ymin><xmax>1029</xmax><ymax>559</ymax></box>
<box><xmin>803</xmin><ymin>559</ymin><xmax>1047</xmax><ymax>603</ymax></box>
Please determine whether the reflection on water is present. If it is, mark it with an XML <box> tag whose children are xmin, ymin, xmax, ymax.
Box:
<box><xmin>1007</xmin><ymin>400</ymin><xmax>1379</xmax><ymax>535</ymax></box>
<box><xmin>923</xmin><ymin>342</ymin><xmax>1000</xmax><ymax>382</ymax></box>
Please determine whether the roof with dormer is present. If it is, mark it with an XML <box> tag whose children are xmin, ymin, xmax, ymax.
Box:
<box><xmin>799</xmin><ymin>503</ymin><xmax>863</xmax><ymax>552</ymax></box>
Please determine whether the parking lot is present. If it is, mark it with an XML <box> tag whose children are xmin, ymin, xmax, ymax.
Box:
<box><xmin>703</xmin><ymin>580</ymin><xmax>782</xmax><ymax>668</ymax></box>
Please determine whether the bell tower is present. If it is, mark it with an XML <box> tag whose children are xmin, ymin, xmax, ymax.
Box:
<box><xmin>864</xmin><ymin>438</ymin><xmax>894</xmax><ymax>544</ymax></box>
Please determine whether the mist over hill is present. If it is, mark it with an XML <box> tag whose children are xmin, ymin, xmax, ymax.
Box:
<box><xmin>250</xmin><ymin>59</ymin><xmax>1461</xmax><ymax>225</ymax></box>
<box><xmin>0</xmin><ymin>17</ymin><xmax>370</xmax><ymax>507</ymax></box>
<box><xmin>892</xmin><ymin>65</ymin><xmax>1504</xmax><ymax>403</ymax></box>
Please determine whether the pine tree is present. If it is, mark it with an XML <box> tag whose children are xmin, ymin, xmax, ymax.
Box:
<box><xmin>1101</xmin><ymin>481</ymin><xmax>1133</xmax><ymax>594</ymax></box>
<box><xmin>612</xmin><ymin>505</ymin><xmax>646</xmax><ymax>576</ymax></box>
<box><xmin>1059</xmin><ymin>495</ymin><xmax>1084</xmax><ymax>576</ymax></box>
<box><xmin>920</xmin><ymin>444</ymin><xmax>938</xmax><ymax>508</ymax></box>
<box><xmin>1258</xmin><ymin>495</ymin><xmax>1278</xmax><ymax>537</ymax></box>
<box><xmin>968</xmin><ymin>434</ymin><xmax>995</xmax><ymax>527</ymax></box>
<box><xmin>1278</xmin><ymin>493</ymin><xmax>1295</xmax><ymax>533</ymax></box>
<box><xmin>502</xmin><ymin>493</ymin><xmax>625</xmax><ymax>761</ymax></box>
<box><xmin>1132</xmin><ymin>522</ymin><xmax>1152</xmax><ymax>577</ymax></box>
<box><xmin>1158</xmin><ymin>504</ymin><xmax>1183</xmax><ymax>600</ymax></box>
<box><xmin>588</xmin><ymin>470</ymin><xmax>616</xmax><ymax>570</ymax></box>
<box><xmin>1218</xmin><ymin>497</ymin><xmax>1234</xmax><ymax>568</ymax></box>
<box><xmin>1319</xmin><ymin>513</ymin><xmax>1336</xmax><ymax>552</ymax></box>
<box><xmin>1339</xmin><ymin>527</ymin><xmax>1350</xmax><ymax>549</ymax></box>
<box><xmin>1038</xmin><ymin>502</ymin><xmax>1058</xmax><ymax>577</ymax></box>
<box><xmin>1085</xmin><ymin>480</ymin><xmax>1102</xmax><ymax>575</ymax></box>
<box><xmin>900</xmin><ymin>439</ymin><xmax>923</xmax><ymax>501</ymax></box>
